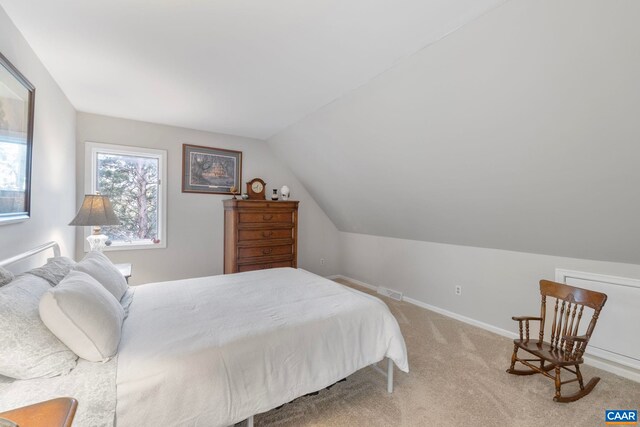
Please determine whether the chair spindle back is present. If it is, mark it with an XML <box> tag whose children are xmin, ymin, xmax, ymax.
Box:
<box><xmin>538</xmin><ymin>280</ymin><xmax>607</xmax><ymax>358</ymax></box>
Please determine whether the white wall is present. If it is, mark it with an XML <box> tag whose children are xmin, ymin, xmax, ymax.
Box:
<box><xmin>75</xmin><ymin>112</ymin><xmax>341</xmax><ymax>284</ymax></box>
<box><xmin>340</xmin><ymin>232</ymin><xmax>640</xmax><ymax>333</ymax></box>
<box><xmin>269</xmin><ymin>0</ymin><xmax>640</xmax><ymax>265</ymax></box>
<box><xmin>0</xmin><ymin>7</ymin><xmax>76</xmax><ymax>267</ymax></box>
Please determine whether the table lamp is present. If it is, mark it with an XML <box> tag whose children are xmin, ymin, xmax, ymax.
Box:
<box><xmin>69</xmin><ymin>194</ymin><xmax>120</xmax><ymax>251</ymax></box>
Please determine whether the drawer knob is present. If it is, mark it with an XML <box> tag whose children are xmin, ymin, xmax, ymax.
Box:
<box><xmin>263</xmin><ymin>214</ymin><xmax>273</xmax><ymax>220</ymax></box>
<box><xmin>263</xmin><ymin>231</ymin><xmax>273</xmax><ymax>237</ymax></box>
<box><xmin>262</xmin><ymin>248</ymin><xmax>273</xmax><ymax>255</ymax></box>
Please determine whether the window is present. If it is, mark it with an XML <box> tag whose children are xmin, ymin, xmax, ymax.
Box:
<box><xmin>85</xmin><ymin>142</ymin><xmax>167</xmax><ymax>251</ymax></box>
<box><xmin>0</xmin><ymin>136</ymin><xmax>29</xmax><ymax>218</ymax></box>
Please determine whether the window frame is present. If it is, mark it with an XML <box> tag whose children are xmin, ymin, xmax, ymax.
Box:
<box><xmin>84</xmin><ymin>141</ymin><xmax>167</xmax><ymax>252</ymax></box>
<box><xmin>0</xmin><ymin>52</ymin><xmax>35</xmax><ymax>225</ymax></box>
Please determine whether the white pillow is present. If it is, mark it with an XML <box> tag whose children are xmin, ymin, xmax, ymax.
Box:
<box><xmin>74</xmin><ymin>251</ymin><xmax>128</xmax><ymax>301</ymax></box>
<box><xmin>0</xmin><ymin>274</ymin><xmax>77</xmax><ymax>379</ymax></box>
<box><xmin>39</xmin><ymin>271</ymin><xmax>125</xmax><ymax>362</ymax></box>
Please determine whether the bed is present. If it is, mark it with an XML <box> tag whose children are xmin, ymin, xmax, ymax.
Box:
<box><xmin>0</xmin><ymin>242</ymin><xmax>408</xmax><ymax>427</ymax></box>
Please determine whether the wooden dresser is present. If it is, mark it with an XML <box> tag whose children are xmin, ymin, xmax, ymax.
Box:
<box><xmin>223</xmin><ymin>199</ymin><xmax>299</xmax><ymax>274</ymax></box>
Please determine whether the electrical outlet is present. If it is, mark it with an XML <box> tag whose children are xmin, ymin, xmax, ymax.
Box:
<box><xmin>320</xmin><ymin>258</ymin><xmax>325</xmax><ymax>265</ymax></box>
<box><xmin>455</xmin><ymin>285</ymin><xmax>462</xmax><ymax>296</ymax></box>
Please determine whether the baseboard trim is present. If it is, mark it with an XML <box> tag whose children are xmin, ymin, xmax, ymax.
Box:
<box><xmin>401</xmin><ymin>295</ymin><xmax>519</xmax><ymax>340</ymax></box>
<box><xmin>581</xmin><ymin>355</ymin><xmax>640</xmax><ymax>383</ymax></box>
<box><xmin>326</xmin><ymin>274</ymin><xmax>377</xmax><ymax>292</ymax></box>
<box><xmin>329</xmin><ymin>274</ymin><xmax>640</xmax><ymax>383</ymax></box>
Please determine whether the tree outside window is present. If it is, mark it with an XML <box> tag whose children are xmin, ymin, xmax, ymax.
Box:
<box><xmin>96</xmin><ymin>153</ymin><xmax>159</xmax><ymax>242</ymax></box>
<box><xmin>86</xmin><ymin>142</ymin><xmax>166</xmax><ymax>250</ymax></box>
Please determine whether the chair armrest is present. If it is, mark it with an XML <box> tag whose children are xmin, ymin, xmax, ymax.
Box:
<box><xmin>562</xmin><ymin>334</ymin><xmax>588</xmax><ymax>342</ymax></box>
<box><xmin>511</xmin><ymin>317</ymin><xmax>542</xmax><ymax>340</ymax></box>
<box><xmin>511</xmin><ymin>316</ymin><xmax>542</xmax><ymax>322</ymax></box>
<box><xmin>562</xmin><ymin>335</ymin><xmax>589</xmax><ymax>360</ymax></box>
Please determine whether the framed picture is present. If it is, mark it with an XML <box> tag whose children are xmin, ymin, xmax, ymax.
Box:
<box><xmin>0</xmin><ymin>52</ymin><xmax>35</xmax><ymax>224</ymax></box>
<box><xmin>182</xmin><ymin>144</ymin><xmax>242</xmax><ymax>194</ymax></box>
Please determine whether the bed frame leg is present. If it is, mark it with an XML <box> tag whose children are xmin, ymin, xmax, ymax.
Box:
<box><xmin>247</xmin><ymin>415</ymin><xmax>254</xmax><ymax>427</ymax></box>
<box><xmin>387</xmin><ymin>357</ymin><xmax>394</xmax><ymax>394</ymax></box>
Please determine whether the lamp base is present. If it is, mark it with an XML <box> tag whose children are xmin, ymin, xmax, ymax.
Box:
<box><xmin>86</xmin><ymin>234</ymin><xmax>108</xmax><ymax>252</ymax></box>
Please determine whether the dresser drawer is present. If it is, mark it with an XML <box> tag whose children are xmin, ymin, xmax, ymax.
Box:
<box><xmin>238</xmin><ymin>228</ymin><xmax>293</xmax><ymax>241</ymax></box>
<box><xmin>239</xmin><ymin>212</ymin><xmax>293</xmax><ymax>224</ymax></box>
<box><xmin>238</xmin><ymin>244</ymin><xmax>293</xmax><ymax>259</ymax></box>
<box><xmin>238</xmin><ymin>260</ymin><xmax>293</xmax><ymax>272</ymax></box>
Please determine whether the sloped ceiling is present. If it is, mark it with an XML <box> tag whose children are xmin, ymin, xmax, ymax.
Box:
<box><xmin>269</xmin><ymin>0</ymin><xmax>640</xmax><ymax>264</ymax></box>
<box><xmin>0</xmin><ymin>0</ymin><xmax>505</xmax><ymax>139</ymax></box>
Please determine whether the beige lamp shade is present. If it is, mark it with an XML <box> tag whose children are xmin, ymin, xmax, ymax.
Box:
<box><xmin>69</xmin><ymin>195</ymin><xmax>120</xmax><ymax>227</ymax></box>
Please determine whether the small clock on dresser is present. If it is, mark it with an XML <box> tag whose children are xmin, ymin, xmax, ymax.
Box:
<box><xmin>246</xmin><ymin>178</ymin><xmax>266</xmax><ymax>200</ymax></box>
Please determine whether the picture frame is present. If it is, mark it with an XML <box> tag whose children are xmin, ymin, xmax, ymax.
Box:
<box><xmin>0</xmin><ymin>52</ymin><xmax>35</xmax><ymax>224</ymax></box>
<box><xmin>182</xmin><ymin>144</ymin><xmax>242</xmax><ymax>195</ymax></box>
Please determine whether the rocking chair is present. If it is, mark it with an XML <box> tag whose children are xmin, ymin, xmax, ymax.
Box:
<box><xmin>506</xmin><ymin>280</ymin><xmax>607</xmax><ymax>402</ymax></box>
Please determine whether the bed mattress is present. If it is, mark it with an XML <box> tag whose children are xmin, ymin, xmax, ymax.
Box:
<box><xmin>116</xmin><ymin>268</ymin><xmax>408</xmax><ymax>427</ymax></box>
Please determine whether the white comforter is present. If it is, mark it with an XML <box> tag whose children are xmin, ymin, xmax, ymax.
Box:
<box><xmin>116</xmin><ymin>268</ymin><xmax>408</xmax><ymax>427</ymax></box>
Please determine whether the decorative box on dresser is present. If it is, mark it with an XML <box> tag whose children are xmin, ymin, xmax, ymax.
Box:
<box><xmin>223</xmin><ymin>199</ymin><xmax>299</xmax><ymax>274</ymax></box>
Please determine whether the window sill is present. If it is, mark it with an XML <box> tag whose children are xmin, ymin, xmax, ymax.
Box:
<box><xmin>83</xmin><ymin>241</ymin><xmax>166</xmax><ymax>252</ymax></box>
<box><xmin>0</xmin><ymin>214</ymin><xmax>29</xmax><ymax>225</ymax></box>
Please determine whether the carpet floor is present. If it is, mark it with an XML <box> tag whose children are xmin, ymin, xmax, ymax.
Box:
<box><xmin>253</xmin><ymin>278</ymin><xmax>640</xmax><ymax>426</ymax></box>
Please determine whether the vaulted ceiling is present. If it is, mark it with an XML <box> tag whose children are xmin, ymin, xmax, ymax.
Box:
<box><xmin>268</xmin><ymin>0</ymin><xmax>640</xmax><ymax>264</ymax></box>
<box><xmin>0</xmin><ymin>0</ymin><xmax>504</xmax><ymax>139</ymax></box>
